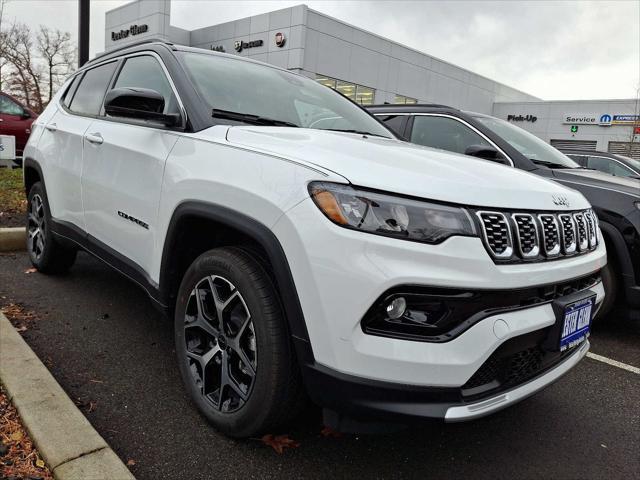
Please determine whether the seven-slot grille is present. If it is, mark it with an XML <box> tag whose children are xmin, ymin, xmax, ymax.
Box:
<box><xmin>476</xmin><ymin>209</ymin><xmax>598</xmax><ymax>262</ymax></box>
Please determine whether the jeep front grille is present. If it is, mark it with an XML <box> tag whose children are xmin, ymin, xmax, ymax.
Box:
<box><xmin>476</xmin><ymin>208</ymin><xmax>598</xmax><ymax>263</ymax></box>
<box><xmin>478</xmin><ymin>212</ymin><xmax>513</xmax><ymax>258</ymax></box>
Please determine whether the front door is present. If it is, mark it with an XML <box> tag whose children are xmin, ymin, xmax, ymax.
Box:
<box><xmin>81</xmin><ymin>54</ymin><xmax>182</xmax><ymax>275</ymax></box>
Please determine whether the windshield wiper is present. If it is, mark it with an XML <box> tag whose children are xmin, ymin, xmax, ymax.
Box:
<box><xmin>530</xmin><ymin>159</ymin><xmax>573</xmax><ymax>169</ymax></box>
<box><xmin>212</xmin><ymin>109</ymin><xmax>299</xmax><ymax>128</ymax></box>
<box><xmin>323</xmin><ymin>128</ymin><xmax>387</xmax><ymax>138</ymax></box>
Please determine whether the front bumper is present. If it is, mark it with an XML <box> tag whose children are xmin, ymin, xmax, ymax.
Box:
<box><xmin>302</xmin><ymin>339</ymin><xmax>589</xmax><ymax>427</ymax></box>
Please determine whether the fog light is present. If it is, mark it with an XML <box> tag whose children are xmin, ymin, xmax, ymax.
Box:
<box><xmin>386</xmin><ymin>297</ymin><xmax>407</xmax><ymax>319</ymax></box>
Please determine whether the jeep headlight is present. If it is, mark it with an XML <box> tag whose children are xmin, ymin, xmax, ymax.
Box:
<box><xmin>308</xmin><ymin>182</ymin><xmax>477</xmax><ymax>244</ymax></box>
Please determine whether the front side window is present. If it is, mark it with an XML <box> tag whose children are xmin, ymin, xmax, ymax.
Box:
<box><xmin>410</xmin><ymin>115</ymin><xmax>490</xmax><ymax>154</ymax></box>
<box><xmin>69</xmin><ymin>61</ymin><xmax>118</xmax><ymax>116</ymax></box>
<box><xmin>178</xmin><ymin>52</ymin><xmax>391</xmax><ymax>137</ymax></box>
<box><xmin>0</xmin><ymin>95</ymin><xmax>24</xmax><ymax>116</ymax></box>
<box><xmin>474</xmin><ymin>115</ymin><xmax>580</xmax><ymax>169</ymax></box>
<box><xmin>588</xmin><ymin>156</ymin><xmax>635</xmax><ymax>177</ymax></box>
<box><xmin>112</xmin><ymin>55</ymin><xmax>179</xmax><ymax>114</ymax></box>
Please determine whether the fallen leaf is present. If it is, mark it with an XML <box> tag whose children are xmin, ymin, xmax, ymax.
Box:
<box><xmin>320</xmin><ymin>426</ymin><xmax>343</xmax><ymax>438</ymax></box>
<box><xmin>36</xmin><ymin>458</ymin><xmax>46</xmax><ymax>468</ymax></box>
<box><xmin>260</xmin><ymin>434</ymin><xmax>300</xmax><ymax>454</ymax></box>
<box><xmin>126</xmin><ymin>459</ymin><xmax>136</xmax><ymax>466</ymax></box>
<box><xmin>10</xmin><ymin>431</ymin><xmax>23</xmax><ymax>442</ymax></box>
<box><xmin>15</xmin><ymin>325</ymin><xmax>28</xmax><ymax>332</ymax></box>
<box><xmin>24</xmin><ymin>268</ymin><xmax>37</xmax><ymax>274</ymax></box>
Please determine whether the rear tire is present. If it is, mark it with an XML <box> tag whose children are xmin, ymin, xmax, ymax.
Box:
<box><xmin>174</xmin><ymin>247</ymin><xmax>304</xmax><ymax>438</ymax></box>
<box><xmin>26</xmin><ymin>182</ymin><xmax>77</xmax><ymax>274</ymax></box>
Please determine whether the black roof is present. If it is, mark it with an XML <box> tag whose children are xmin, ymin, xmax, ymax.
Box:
<box><xmin>367</xmin><ymin>103</ymin><xmax>458</xmax><ymax>113</ymax></box>
<box><xmin>558</xmin><ymin>149</ymin><xmax>619</xmax><ymax>156</ymax></box>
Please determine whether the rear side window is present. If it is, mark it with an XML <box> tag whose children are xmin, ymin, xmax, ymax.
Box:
<box><xmin>410</xmin><ymin>115</ymin><xmax>490</xmax><ymax>154</ymax></box>
<box><xmin>112</xmin><ymin>55</ymin><xmax>179</xmax><ymax>114</ymax></box>
<box><xmin>69</xmin><ymin>61</ymin><xmax>118</xmax><ymax>116</ymax></box>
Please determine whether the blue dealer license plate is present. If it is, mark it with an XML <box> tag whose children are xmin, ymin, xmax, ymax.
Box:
<box><xmin>559</xmin><ymin>296</ymin><xmax>595</xmax><ymax>351</ymax></box>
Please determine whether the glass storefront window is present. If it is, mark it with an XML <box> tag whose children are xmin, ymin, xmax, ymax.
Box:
<box><xmin>356</xmin><ymin>85</ymin><xmax>375</xmax><ymax>105</ymax></box>
<box><xmin>316</xmin><ymin>74</ymin><xmax>375</xmax><ymax>106</ymax></box>
<box><xmin>394</xmin><ymin>94</ymin><xmax>418</xmax><ymax>104</ymax></box>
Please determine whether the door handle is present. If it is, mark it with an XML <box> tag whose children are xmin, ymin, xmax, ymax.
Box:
<box><xmin>85</xmin><ymin>132</ymin><xmax>103</xmax><ymax>145</ymax></box>
<box><xmin>45</xmin><ymin>123</ymin><xmax>57</xmax><ymax>132</ymax></box>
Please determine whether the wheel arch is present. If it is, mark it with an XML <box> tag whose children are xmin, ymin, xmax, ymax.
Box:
<box><xmin>598</xmin><ymin>220</ymin><xmax>635</xmax><ymax>293</ymax></box>
<box><xmin>159</xmin><ymin>201</ymin><xmax>314</xmax><ymax>362</ymax></box>
<box><xmin>22</xmin><ymin>157</ymin><xmax>45</xmax><ymax>197</ymax></box>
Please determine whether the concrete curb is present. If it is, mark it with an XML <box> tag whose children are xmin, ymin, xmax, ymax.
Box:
<box><xmin>0</xmin><ymin>227</ymin><xmax>26</xmax><ymax>252</ymax></box>
<box><xmin>0</xmin><ymin>312</ymin><xmax>135</xmax><ymax>480</ymax></box>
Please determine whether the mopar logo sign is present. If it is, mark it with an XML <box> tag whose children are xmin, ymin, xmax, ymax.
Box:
<box><xmin>599</xmin><ymin>114</ymin><xmax>612</xmax><ymax>126</ymax></box>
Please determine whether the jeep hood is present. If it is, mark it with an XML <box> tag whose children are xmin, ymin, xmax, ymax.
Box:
<box><xmin>551</xmin><ymin>168</ymin><xmax>640</xmax><ymax>197</ymax></box>
<box><xmin>223</xmin><ymin>127</ymin><xmax>591</xmax><ymax>210</ymax></box>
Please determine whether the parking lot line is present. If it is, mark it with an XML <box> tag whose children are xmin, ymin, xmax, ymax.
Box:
<box><xmin>587</xmin><ymin>352</ymin><xmax>640</xmax><ymax>374</ymax></box>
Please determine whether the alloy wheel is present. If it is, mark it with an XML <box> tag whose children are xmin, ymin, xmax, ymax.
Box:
<box><xmin>28</xmin><ymin>194</ymin><xmax>46</xmax><ymax>261</ymax></box>
<box><xmin>183</xmin><ymin>275</ymin><xmax>257</xmax><ymax>413</ymax></box>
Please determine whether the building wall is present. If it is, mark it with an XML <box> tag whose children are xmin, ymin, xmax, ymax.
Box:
<box><xmin>492</xmin><ymin>99</ymin><xmax>640</xmax><ymax>152</ymax></box>
<box><xmin>302</xmin><ymin>8</ymin><xmax>539</xmax><ymax>110</ymax></box>
<box><xmin>104</xmin><ymin>1</ymin><xmax>540</xmax><ymax>114</ymax></box>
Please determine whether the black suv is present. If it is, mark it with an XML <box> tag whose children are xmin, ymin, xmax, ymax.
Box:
<box><xmin>368</xmin><ymin>104</ymin><xmax>640</xmax><ymax>316</ymax></box>
<box><xmin>560</xmin><ymin>149</ymin><xmax>640</xmax><ymax>180</ymax></box>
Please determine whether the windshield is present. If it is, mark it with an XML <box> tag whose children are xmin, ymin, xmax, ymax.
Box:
<box><xmin>178</xmin><ymin>51</ymin><xmax>392</xmax><ymax>137</ymax></box>
<box><xmin>474</xmin><ymin>115</ymin><xmax>580</xmax><ymax>168</ymax></box>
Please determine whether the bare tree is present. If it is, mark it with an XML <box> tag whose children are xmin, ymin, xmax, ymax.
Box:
<box><xmin>1</xmin><ymin>22</ymin><xmax>44</xmax><ymax>112</ymax></box>
<box><xmin>37</xmin><ymin>25</ymin><xmax>75</xmax><ymax>104</ymax></box>
<box><xmin>0</xmin><ymin>0</ymin><xmax>11</xmax><ymax>90</ymax></box>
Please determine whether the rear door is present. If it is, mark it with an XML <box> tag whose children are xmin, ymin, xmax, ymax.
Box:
<box><xmin>81</xmin><ymin>53</ymin><xmax>182</xmax><ymax>274</ymax></box>
<box><xmin>36</xmin><ymin>61</ymin><xmax>118</xmax><ymax>230</ymax></box>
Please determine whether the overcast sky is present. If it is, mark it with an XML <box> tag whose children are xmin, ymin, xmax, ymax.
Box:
<box><xmin>4</xmin><ymin>0</ymin><xmax>639</xmax><ymax>100</ymax></box>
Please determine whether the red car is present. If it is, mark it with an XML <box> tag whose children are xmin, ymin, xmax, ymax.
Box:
<box><xmin>0</xmin><ymin>92</ymin><xmax>38</xmax><ymax>162</ymax></box>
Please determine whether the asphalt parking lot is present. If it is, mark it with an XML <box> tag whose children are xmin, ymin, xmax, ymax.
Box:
<box><xmin>1</xmin><ymin>251</ymin><xmax>638</xmax><ymax>479</ymax></box>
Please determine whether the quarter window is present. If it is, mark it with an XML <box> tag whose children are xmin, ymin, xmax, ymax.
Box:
<box><xmin>62</xmin><ymin>75</ymin><xmax>82</xmax><ymax>108</ymax></box>
<box><xmin>69</xmin><ymin>61</ymin><xmax>118</xmax><ymax>116</ymax></box>
<box><xmin>112</xmin><ymin>55</ymin><xmax>179</xmax><ymax>114</ymax></box>
<box><xmin>377</xmin><ymin>115</ymin><xmax>406</xmax><ymax>137</ymax></box>
<box><xmin>410</xmin><ymin>115</ymin><xmax>491</xmax><ymax>154</ymax></box>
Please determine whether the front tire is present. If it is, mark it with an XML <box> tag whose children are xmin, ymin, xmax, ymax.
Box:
<box><xmin>174</xmin><ymin>247</ymin><xmax>303</xmax><ymax>438</ymax></box>
<box><xmin>27</xmin><ymin>182</ymin><xmax>77</xmax><ymax>274</ymax></box>
<box><xmin>597</xmin><ymin>260</ymin><xmax>618</xmax><ymax>319</ymax></box>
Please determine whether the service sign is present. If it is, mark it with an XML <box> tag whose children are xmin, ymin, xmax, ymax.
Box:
<box><xmin>562</xmin><ymin>114</ymin><xmax>598</xmax><ymax>125</ymax></box>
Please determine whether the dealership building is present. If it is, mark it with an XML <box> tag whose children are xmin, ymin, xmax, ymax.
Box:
<box><xmin>104</xmin><ymin>0</ymin><xmax>640</xmax><ymax>158</ymax></box>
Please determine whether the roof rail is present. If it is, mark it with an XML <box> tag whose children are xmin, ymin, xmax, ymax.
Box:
<box><xmin>91</xmin><ymin>38</ymin><xmax>174</xmax><ymax>62</ymax></box>
<box><xmin>369</xmin><ymin>103</ymin><xmax>455</xmax><ymax>109</ymax></box>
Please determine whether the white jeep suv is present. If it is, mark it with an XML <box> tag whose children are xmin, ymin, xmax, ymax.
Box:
<box><xmin>24</xmin><ymin>41</ymin><xmax>606</xmax><ymax>437</ymax></box>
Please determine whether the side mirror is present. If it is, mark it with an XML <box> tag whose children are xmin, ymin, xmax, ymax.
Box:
<box><xmin>20</xmin><ymin>110</ymin><xmax>31</xmax><ymax>120</ymax></box>
<box><xmin>464</xmin><ymin>144</ymin><xmax>507</xmax><ymax>164</ymax></box>
<box><xmin>104</xmin><ymin>87</ymin><xmax>179</xmax><ymax>127</ymax></box>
